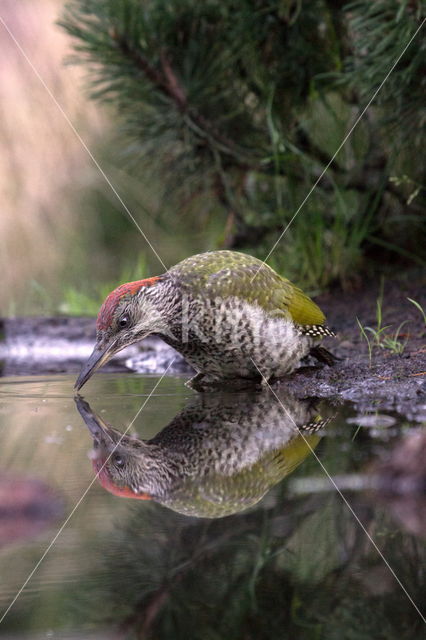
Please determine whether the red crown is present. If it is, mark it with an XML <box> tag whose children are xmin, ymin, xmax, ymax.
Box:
<box><xmin>96</xmin><ymin>277</ymin><xmax>160</xmax><ymax>330</ymax></box>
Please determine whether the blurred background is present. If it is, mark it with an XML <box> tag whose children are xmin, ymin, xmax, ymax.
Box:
<box><xmin>1</xmin><ymin>0</ymin><xmax>425</xmax><ymax>316</ymax></box>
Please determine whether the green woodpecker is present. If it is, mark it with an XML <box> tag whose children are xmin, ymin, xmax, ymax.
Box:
<box><xmin>75</xmin><ymin>250</ymin><xmax>335</xmax><ymax>390</ymax></box>
<box><xmin>76</xmin><ymin>392</ymin><xmax>328</xmax><ymax>518</ymax></box>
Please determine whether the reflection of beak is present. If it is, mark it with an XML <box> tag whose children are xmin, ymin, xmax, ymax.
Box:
<box><xmin>74</xmin><ymin>395</ymin><xmax>116</xmax><ymax>446</ymax></box>
<box><xmin>74</xmin><ymin>340</ymin><xmax>116</xmax><ymax>390</ymax></box>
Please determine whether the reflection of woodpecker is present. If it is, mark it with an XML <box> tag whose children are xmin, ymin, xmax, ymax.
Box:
<box><xmin>75</xmin><ymin>250</ymin><xmax>336</xmax><ymax>391</ymax></box>
<box><xmin>76</xmin><ymin>392</ymin><xmax>330</xmax><ymax>518</ymax></box>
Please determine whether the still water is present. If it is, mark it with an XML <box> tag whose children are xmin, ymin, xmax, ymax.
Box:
<box><xmin>0</xmin><ymin>374</ymin><xmax>424</xmax><ymax>639</ymax></box>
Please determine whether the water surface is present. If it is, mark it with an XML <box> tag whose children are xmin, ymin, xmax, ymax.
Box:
<box><xmin>0</xmin><ymin>373</ymin><xmax>424</xmax><ymax>639</ymax></box>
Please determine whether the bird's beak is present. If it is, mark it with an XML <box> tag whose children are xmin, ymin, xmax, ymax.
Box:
<box><xmin>74</xmin><ymin>340</ymin><xmax>116</xmax><ymax>390</ymax></box>
<box><xmin>74</xmin><ymin>395</ymin><xmax>117</xmax><ymax>446</ymax></box>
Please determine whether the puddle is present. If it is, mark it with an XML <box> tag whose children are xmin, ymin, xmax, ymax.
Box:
<box><xmin>0</xmin><ymin>373</ymin><xmax>424</xmax><ymax>638</ymax></box>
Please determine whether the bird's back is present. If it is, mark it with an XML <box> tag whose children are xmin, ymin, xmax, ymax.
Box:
<box><xmin>167</xmin><ymin>250</ymin><xmax>325</xmax><ymax>326</ymax></box>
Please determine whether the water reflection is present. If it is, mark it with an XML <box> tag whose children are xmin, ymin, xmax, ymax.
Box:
<box><xmin>0</xmin><ymin>474</ymin><xmax>62</xmax><ymax>549</ymax></box>
<box><xmin>0</xmin><ymin>375</ymin><xmax>424</xmax><ymax>638</ymax></box>
<box><xmin>76</xmin><ymin>391</ymin><xmax>329</xmax><ymax>517</ymax></box>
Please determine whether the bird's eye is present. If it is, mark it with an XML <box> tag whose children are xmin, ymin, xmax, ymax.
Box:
<box><xmin>118</xmin><ymin>316</ymin><xmax>129</xmax><ymax>328</ymax></box>
<box><xmin>112</xmin><ymin>453</ymin><xmax>125</xmax><ymax>468</ymax></box>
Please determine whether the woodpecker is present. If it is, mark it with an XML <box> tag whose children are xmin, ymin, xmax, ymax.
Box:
<box><xmin>75</xmin><ymin>250</ymin><xmax>335</xmax><ymax>390</ymax></box>
<box><xmin>76</xmin><ymin>392</ymin><xmax>327</xmax><ymax>518</ymax></box>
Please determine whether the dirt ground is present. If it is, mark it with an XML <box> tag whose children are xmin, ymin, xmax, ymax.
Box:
<box><xmin>281</xmin><ymin>272</ymin><xmax>426</xmax><ymax>414</ymax></box>
<box><xmin>1</xmin><ymin>272</ymin><xmax>425</xmax><ymax>414</ymax></box>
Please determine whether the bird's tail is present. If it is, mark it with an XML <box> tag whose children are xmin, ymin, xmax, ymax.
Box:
<box><xmin>300</xmin><ymin>324</ymin><xmax>336</xmax><ymax>338</ymax></box>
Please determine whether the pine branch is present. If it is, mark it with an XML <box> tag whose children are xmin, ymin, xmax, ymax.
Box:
<box><xmin>112</xmin><ymin>30</ymin><xmax>252</xmax><ymax>166</ymax></box>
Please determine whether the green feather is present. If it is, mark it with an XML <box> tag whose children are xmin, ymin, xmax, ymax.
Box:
<box><xmin>285</xmin><ymin>287</ymin><xmax>325</xmax><ymax>326</ymax></box>
<box><xmin>169</xmin><ymin>250</ymin><xmax>326</xmax><ymax>327</ymax></box>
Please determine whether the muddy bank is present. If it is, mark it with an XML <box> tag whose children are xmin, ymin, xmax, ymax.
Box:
<box><xmin>290</xmin><ymin>273</ymin><xmax>425</xmax><ymax>414</ymax></box>
<box><xmin>0</xmin><ymin>275</ymin><xmax>424</xmax><ymax>412</ymax></box>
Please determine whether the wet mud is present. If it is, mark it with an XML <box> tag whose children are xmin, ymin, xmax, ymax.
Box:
<box><xmin>291</xmin><ymin>274</ymin><xmax>425</xmax><ymax>414</ymax></box>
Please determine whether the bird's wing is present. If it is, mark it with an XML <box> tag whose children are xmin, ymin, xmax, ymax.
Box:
<box><xmin>170</xmin><ymin>250</ymin><xmax>325</xmax><ymax>326</ymax></box>
<box><xmin>257</xmin><ymin>431</ymin><xmax>321</xmax><ymax>481</ymax></box>
<box><xmin>277</xmin><ymin>285</ymin><xmax>325</xmax><ymax>326</ymax></box>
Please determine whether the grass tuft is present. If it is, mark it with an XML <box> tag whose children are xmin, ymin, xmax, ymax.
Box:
<box><xmin>407</xmin><ymin>298</ymin><xmax>426</xmax><ymax>327</ymax></box>
<box><xmin>357</xmin><ymin>286</ymin><xmax>409</xmax><ymax>362</ymax></box>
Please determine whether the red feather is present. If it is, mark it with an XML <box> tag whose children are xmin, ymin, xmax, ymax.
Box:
<box><xmin>93</xmin><ymin>460</ymin><xmax>152</xmax><ymax>501</ymax></box>
<box><xmin>96</xmin><ymin>277</ymin><xmax>160</xmax><ymax>330</ymax></box>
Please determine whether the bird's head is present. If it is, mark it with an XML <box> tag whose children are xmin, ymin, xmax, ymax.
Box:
<box><xmin>75</xmin><ymin>277</ymin><xmax>166</xmax><ymax>390</ymax></box>
<box><xmin>75</xmin><ymin>396</ymin><xmax>161</xmax><ymax>500</ymax></box>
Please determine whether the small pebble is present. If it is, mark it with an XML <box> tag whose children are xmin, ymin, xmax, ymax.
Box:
<box><xmin>347</xmin><ymin>414</ymin><xmax>396</xmax><ymax>428</ymax></box>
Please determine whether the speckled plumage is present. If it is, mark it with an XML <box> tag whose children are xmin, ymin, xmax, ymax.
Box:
<box><xmin>148</xmin><ymin>251</ymin><xmax>334</xmax><ymax>384</ymax></box>
<box><xmin>75</xmin><ymin>250</ymin><xmax>336</xmax><ymax>391</ymax></box>
<box><xmin>160</xmin><ymin>294</ymin><xmax>312</xmax><ymax>381</ymax></box>
<box><xmin>77</xmin><ymin>393</ymin><xmax>329</xmax><ymax>518</ymax></box>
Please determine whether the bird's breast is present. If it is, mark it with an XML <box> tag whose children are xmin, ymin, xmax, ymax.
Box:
<box><xmin>162</xmin><ymin>296</ymin><xmax>311</xmax><ymax>378</ymax></box>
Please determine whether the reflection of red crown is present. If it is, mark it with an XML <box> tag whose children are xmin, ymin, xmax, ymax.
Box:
<box><xmin>92</xmin><ymin>457</ymin><xmax>151</xmax><ymax>500</ymax></box>
<box><xmin>96</xmin><ymin>277</ymin><xmax>160</xmax><ymax>330</ymax></box>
